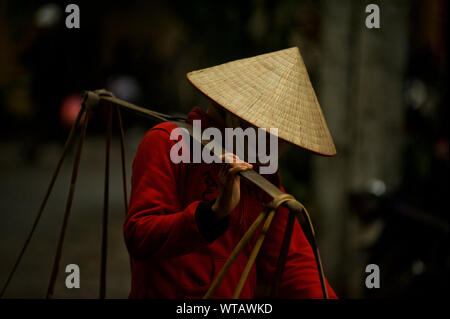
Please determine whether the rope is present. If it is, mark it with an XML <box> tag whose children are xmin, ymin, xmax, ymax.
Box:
<box><xmin>270</xmin><ymin>210</ymin><xmax>295</xmax><ymax>297</ymax></box>
<box><xmin>203</xmin><ymin>211</ymin><xmax>267</xmax><ymax>299</ymax></box>
<box><xmin>46</xmin><ymin>110</ymin><xmax>89</xmax><ymax>299</ymax></box>
<box><xmin>0</xmin><ymin>108</ymin><xmax>85</xmax><ymax>298</ymax></box>
<box><xmin>116</xmin><ymin>106</ymin><xmax>129</xmax><ymax>214</ymax></box>
<box><xmin>203</xmin><ymin>194</ymin><xmax>296</xmax><ymax>299</ymax></box>
<box><xmin>232</xmin><ymin>194</ymin><xmax>295</xmax><ymax>298</ymax></box>
<box><xmin>295</xmin><ymin>203</ymin><xmax>329</xmax><ymax>299</ymax></box>
<box><xmin>100</xmin><ymin>106</ymin><xmax>112</xmax><ymax>299</ymax></box>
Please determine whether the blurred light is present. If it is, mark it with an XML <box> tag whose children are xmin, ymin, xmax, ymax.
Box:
<box><xmin>60</xmin><ymin>94</ymin><xmax>82</xmax><ymax>129</ymax></box>
<box><xmin>405</xmin><ymin>79</ymin><xmax>427</xmax><ymax>110</ymax></box>
<box><xmin>107</xmin><ymin>75</ymin><xmax>142</xmax><ymax>102</ymax></box>
<box><xmin>34</xmin><ymin>3</ymin><xmax>62</xmax><ymax>29</ymax></box>
<box><xmin>368</xmin><ymin>178</ymin><xmax>386</xmax><ymax>196</ymax></box>
<box><xmin>411</xmin><ymin>259</ymin><xmax>425</xmax><ymax>276</ymax></box>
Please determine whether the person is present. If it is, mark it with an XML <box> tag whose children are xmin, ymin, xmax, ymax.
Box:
<box><xmin>123</xmin><ymin>47</ymin><xmax>338</xmax><ymax>298</ymax></box>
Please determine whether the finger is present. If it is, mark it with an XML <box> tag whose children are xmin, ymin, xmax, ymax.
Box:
<box><xmin>226</xmin><ymin>156</ymin><xmax>252</xmax><ymax>168</ymax></box>
<box><xmin>228</xmin><ymin>163</ymin><xmax>253</xmax><ymax>175</ymax></box>
<box><xmin>219</xmin><ymin>153</ymin><xmax>233</xmax><ymax>165</ymax></box>
<box><xmin>223</xmin><ymin>153</ymin><xmax>244</xmax><ymax>164</ymax></box>
<box><xmin>228</xmin><ymin>161</ymin><xmax>253</xmax><ymax>169</ymax></box>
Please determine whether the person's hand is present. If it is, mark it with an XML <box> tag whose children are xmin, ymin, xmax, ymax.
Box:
<box><xmin>211</xmin><ymin>153</ymin><xmax>253</xmax><ymax>219</ymax></box>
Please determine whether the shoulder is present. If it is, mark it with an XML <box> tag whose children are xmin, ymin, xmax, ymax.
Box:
<box><xmin>135</xmin><ymin>122</ymin><xmax>184</xmax><ymax>159</ymax></box>
<box><xmin>132</xmin><ymin>122</ymin><xmax>189</xmax><ymax>176</ymax></box>
<box><xmin>145</xmin><ymin>122</ymin><xmax>179</xmax><ymax>137</ymax></box>
<box><xmin>140</xmin><ymin>122</ymin><xmax>182</xmax><ymax>145</ymax></box>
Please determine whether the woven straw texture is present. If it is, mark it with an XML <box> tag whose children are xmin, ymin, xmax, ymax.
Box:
<box><xmin>187</xmin><ymin>47</ymin><xmax>336</xmax><ymax>156</ymax></box>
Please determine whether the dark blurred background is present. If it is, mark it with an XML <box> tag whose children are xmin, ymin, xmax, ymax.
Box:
<box><xmin>0</xmin><ymin>0</ymin><xmax>448</xmax><ymax>298</ymax></box>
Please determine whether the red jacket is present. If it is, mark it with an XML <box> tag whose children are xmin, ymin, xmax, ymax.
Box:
<box><xmin>123</xmin><ymin>107</ymin><xmax>337</xmax><ymax>299</ymax></box>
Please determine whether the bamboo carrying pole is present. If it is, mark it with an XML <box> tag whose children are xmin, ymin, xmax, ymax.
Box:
<box><xmin>0</xmin><ymin>90</ymin><xmax>328</xmax><ymax>299</ymax></box>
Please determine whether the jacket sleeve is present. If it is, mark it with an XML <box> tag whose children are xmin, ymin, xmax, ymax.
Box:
<box><xmin>123</xmin><ymin>126</ymin><xmax>226</xmax><ymax>260</ymax></box>
<box><xmin>256</xmin><ymin>181</ymin><xmax>337</xmax><ymax>299</ymax></box>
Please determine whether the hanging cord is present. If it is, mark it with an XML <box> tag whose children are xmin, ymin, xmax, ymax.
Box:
<box><xmin>295</xmin><ymin>202</ymin><xmax>329</xmax><ymax>299</ymax></box>
<box><xmin>116</xmin><ymin>105</ymin><xmax>129</xmax><ymax>214</ymax></box>
<box><xmin>203</xmin><ymin>194</ymin><xmax>294</xmax><ymax>299</ymax></box>
<box><xmin>203</xmin><ymin>211</ymin><xmax>267</xmax><ymax>299</ymax></box>
<box><xmin>46</xmin><ymin>110</ymin><xmax>90</xmax><ymax>299</ymax></box>
<box><xmin>115</xmin><ymin>105</ymin><xmax>133</xmax><ymax>273</ymax></box>
<box><xmin>270</xmin><ymin>210</ymin><xmax>295</xmax><ymax>297</ymax></box>
<box><xmin>269</xmin><ymin>200</ymin><xmax>329</xmax><ymax>299</ymax></box>
<box><xmin>232</xmin><ymin>194</ymin><xmax>295</xmax><ymax>298</ymax></box>
<box><xmin>0</xmin><ymin>108</ymin><xmax>85</xmax><ymax>298</ymax></box>
<box><xmin>99</xmin><ymin>106</ymin><xmax>112</xmax><ymax>299</ymax></box>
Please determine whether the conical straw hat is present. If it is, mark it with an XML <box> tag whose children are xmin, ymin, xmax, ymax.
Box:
<box><xmin>186</xmin><ymin>47</ymin><xmax>336</xmax><ymax>156</ymax></box>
